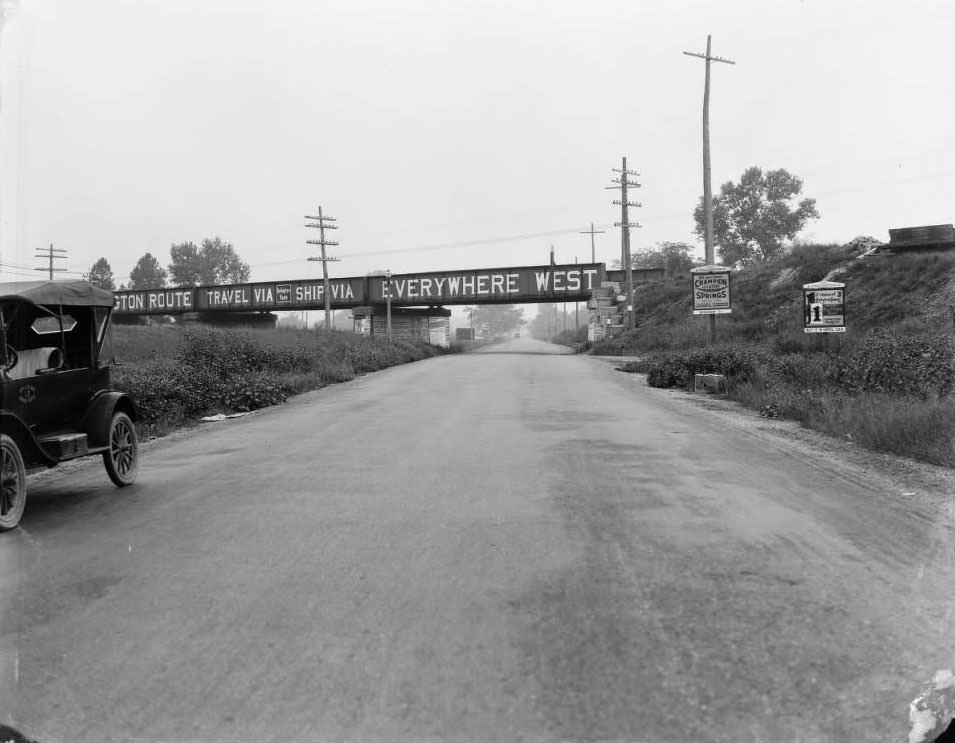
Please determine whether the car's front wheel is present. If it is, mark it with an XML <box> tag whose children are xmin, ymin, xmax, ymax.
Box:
<box><xmin>103</xmin><ymin>411</ymin><xmax>138</xmax><ymax>487</ymax></box>
<box><xmin>0</xmin><ymin>434</ymin><xmax>27</xmax><ymax>531</ymax></box>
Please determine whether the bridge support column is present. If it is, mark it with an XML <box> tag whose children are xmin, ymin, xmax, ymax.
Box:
<box><xmin>351</xmin><ymin>306</ymin><xmax>451</xmax><ymax>348</ymax></box>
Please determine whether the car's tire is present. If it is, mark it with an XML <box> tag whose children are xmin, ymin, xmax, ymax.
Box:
<box><xmin>103</xmin><ymin>411</ymin><xmax>138</xmax><ymax>487</ymax></box>
<box><xmin>0</xmin><ymin>434</ymin><xmax>27</xmax><ymax>531</ymax></box>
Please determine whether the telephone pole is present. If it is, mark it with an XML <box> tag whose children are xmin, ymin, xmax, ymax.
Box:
<box><xmin>305</xmin><ymin>206</ymin><xmax>340</xmax><ymax>330</ymax></box>
<box><xmin>684</xmin><ymin>34</ymin><xmax>734</xmax><ymax>344</ymax></box>
<box><xmin>579</xmin><ymin>222</ymin><xmax>605</xmax><ymax>263</ymax></box>
<box><xmin>607</xmin><ymin>158</ymin><xmax>641</xmax><ymax>330</ymax></box>
<box><xmin>35</xmin><ymin>243</ymin><xmax>67</xmax><ymax>280</ymax></box>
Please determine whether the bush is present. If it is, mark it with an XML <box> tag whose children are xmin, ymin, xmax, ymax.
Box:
<box><xmin>643</xmin><ymin>344</ymin><xmax>769</xmax><ymax>388</ymax></box>
<box><xmin>834</xmin><ymin>331</ymin><xmax>955</xmax><ymax>398</ymax></box>
<box><xmin>221</xmin><ymin>371</ymin><xmax>288</xmax><ymax>412</ymax></box>
<box><xmin>113</xmin><ymin>325</ymin><xmax>443</xmax><ymax>434</ymax></box>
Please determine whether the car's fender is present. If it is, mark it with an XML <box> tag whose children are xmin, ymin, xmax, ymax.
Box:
<box><xmin>0</xmin><ymin>412</ymin><xmax>55</xmax><ymax>467</ymax></box>
<box><xmin>82</xmin><ymin>391</ymin><xmax>139</xmax><ymax>448</ymax></box>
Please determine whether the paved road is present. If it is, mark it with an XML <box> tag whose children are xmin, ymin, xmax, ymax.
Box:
<box><xmin>2</xmin><ymin>337</ymin><xmax>954</xmax><ymax>742</ymax></box>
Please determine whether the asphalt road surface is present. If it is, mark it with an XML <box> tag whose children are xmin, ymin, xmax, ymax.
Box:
<box><xmin>2</xmin><ymin>337</ymin><xmax>954</xmax><ymax>743</ymax></box>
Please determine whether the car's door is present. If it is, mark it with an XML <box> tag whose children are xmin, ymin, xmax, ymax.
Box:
<box><xmin>2</xmin><ymin>364</ymin><xmax>89</xmax><ymax>433</ymax></box>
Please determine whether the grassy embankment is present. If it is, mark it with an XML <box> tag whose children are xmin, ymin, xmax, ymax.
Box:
<box><xmin>112</xmin><ymin>325</ymin><xmax>444</xmax><ymax>437</ymax></box>
<box><xmin>588</xmin><ymin>244</ymin><xmax>955</xmax><ymax>467</ymax></box>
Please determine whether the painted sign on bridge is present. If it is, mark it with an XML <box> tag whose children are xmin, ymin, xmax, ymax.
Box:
<box><xmin>112</xmin><ymin>263</ymin><xmax>605</xmax><ymax>315</ymax></box>
<box><xmin>375</xmin><ymin>264</ymin><xmax>602</xmax><ymax>305</ymax></box>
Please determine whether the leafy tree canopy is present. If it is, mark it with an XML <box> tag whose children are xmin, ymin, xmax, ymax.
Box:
<box><xmin>84</xmin><ymin>257</ymin><xmax>115</xmax><ymax>290</ymax></box>
<box><xmin>128</xmin><ymin>253</ymin><xmax>168</xmax><ymax>290</ymax></box>
<box><xmin>694</xmin><ymin>166</ymin><xmax>820</xmax><ymax>266</ymax></box>
<box><xmin>630</xmin><ymin>241</ymin><xmax>699</xmax><ymax>276</ymax></box>
<box><xmin>168</xmin><ymin>236</ymin><xmax>250</xmax><ymax>286</ymax></box>
<box><xmin>466</xmin><ymin>304</ymin><xmax>525</xmax><ymax>337</ymax></box>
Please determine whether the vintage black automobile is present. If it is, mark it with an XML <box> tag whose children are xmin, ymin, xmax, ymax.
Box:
<box><xmin>0</xmin><ymin>280</ymin><xmax>138</xmax><ymax>530</ymax></box>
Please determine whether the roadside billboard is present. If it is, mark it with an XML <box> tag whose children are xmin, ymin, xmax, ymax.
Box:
<box><xmin>114</xmin><ymin>279</ymin><xmax>369</xmax><ymax>315</ymax></box>
<box><xmin>691</xmin><ymin>265</ymin><xmax>732</xmax><ymax>315</ymax></box>
<box><xmin>369</xmin><ymin>264</ymin><xmax>603</xmax><ymax>305</ymax></box>
<box><xmin>113</xmin><ymin>263</ymin><xmax>606</xmax><ymax>315</ymax></box>
<box><xmin>803</xmin><ymin>280</ymin><xmax>846</xmax><ymax>333</ymax></box>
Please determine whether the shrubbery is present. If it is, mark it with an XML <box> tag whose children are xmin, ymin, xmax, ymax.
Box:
<box><xmin>113</xmin><ymin>326</ymin><xmax>442</xmax><ymax>433</ymax></box>
<box><xmin>639</xmin><ymin>344</ymin><xmax>768</xmax><ymax>388</ymax></box>
<box><xmin>623</xmin><ymin>330</ymin><xmax>955</xmax><ymax>467</ymax></box>
<box><xmin>594</xmin><ymin>245</ymin><xmax>955</xmax><ymax>467</ymax></box>
<box><xmin>833</xmin><ymin>331</ymin><xmax>955</xmax><ymax>398</ymax></box>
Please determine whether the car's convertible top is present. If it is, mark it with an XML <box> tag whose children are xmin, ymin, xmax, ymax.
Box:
<box><xmin>0</xmin><ymin>280</ymin><xmax>115</xmax><ymax>308</ymax></box>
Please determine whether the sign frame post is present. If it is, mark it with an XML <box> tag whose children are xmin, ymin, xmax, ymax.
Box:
<box><xmin>690</xmin><ymin>265</ymin><xmax>732</xmax><ymax>344</ymax></box>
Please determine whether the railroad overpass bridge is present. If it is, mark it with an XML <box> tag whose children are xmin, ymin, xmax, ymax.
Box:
<box><xmin>112</xmin><ymin>262</ymin><xmax>664</xmax><ymax>344</ymax></box>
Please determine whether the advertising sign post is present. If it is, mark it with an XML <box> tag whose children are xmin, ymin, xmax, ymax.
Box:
<box><xmin>802</xmin><ymin>280</ymin><xmax>846</xmax><ymax>333</ymax></box>
<box><xmin>690</xmin><ymin>265</ymin><xmax>732</xmax><ymax>315</ymax></box>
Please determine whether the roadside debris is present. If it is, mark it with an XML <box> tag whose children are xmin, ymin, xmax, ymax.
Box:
<box><xmin>199</xmin><ymin>412</ymin><xmax>251</xmax><ymax>422</ymax></box>
<box><xmin>909</xmin><ymin>669</ymin><xmax>955</xmax><ymax>743</ymax></box>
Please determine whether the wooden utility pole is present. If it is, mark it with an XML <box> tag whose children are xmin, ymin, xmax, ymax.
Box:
<box><xmin>35</xmin><ymin>243</ymin><xmax>67</xmax><ymax>280</ymax></box>
<box><xmin>607</xmin><ymin>158</ymin><xmax>641</xmax><ymax>330</ymax></box>
<box><xmin>684</xmin><ymin>34</ymin><xmax>734</xmax><ymax>344</ymax></box>
<box><xmin>579</xmin><ymin>222</ymin><xmax>605</xmax><ymax>263</ymax></box>
<box><xmin>305</xmin><ymin>206</ymin><xmax>340</xmax><ymax>330</ymax></box>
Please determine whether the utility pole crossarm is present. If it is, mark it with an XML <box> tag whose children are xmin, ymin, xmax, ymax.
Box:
<box><xmin>682</xmin><ymin>50</ymin><xmax>735</xmax><ymax>64</ymax></box>
<box><xmin>35</xmin><ymin>243</ymin><xmax>68</xmax><ymax>280</ymax></box>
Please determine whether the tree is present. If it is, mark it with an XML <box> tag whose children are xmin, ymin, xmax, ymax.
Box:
<box><xmin>128</xmin><ymin>253</ymin><xmax>168</xmax><ymax>290</ymax></box>
<box><xmin>528</xmin><ymin>303</ymin><xmax>579</xmax><ymax>340</ymax></box>
<box><xmin>465</xmin><ymin>305</ymin><xmax>525</xmax><ymax>338</ymax></box>
<box><xmin>168</xmin><ymin>236</ymin><xmax>250</xmax><ymax>286</ymax></box>
<box><xmin>630</xmin><ymin>241</ymin><xmax>698</xmax><ymax>276</ymax></box>
<box><xmin>84</xmin><ymin>257</ymin><xmax>115</xmax><ymax>290</ymax></box>
<box><xmin>694</xmin><ymin>166</ymin><xmax>819</xmax><ymax>266</ymax></box>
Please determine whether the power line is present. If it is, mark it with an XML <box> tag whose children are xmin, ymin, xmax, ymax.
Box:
<box><xmin>339</xmin><ymin>224</ymin><xmax>619</xmax><ymax>259</ymax></box>
<box><xmin>241</xmin><ymin>223</ymin><xmax>620</xmax><ymax>270</ymax></box>
<box><xmin>1</xmin><ymin>261</ymin><xmax>83</xmax><ymax>275</ymax></box>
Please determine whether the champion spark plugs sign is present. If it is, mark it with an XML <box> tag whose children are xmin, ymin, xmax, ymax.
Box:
<box><xmin>691</xmin><ymin>265</ymin><xmax>732</xmax><ymax>315</ymax></box>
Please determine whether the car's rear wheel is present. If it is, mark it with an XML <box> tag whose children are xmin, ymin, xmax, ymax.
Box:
<box><xmin>0</xmin><ymin>434</ymin><xmax>27</xmax><ymax>531</ymax></box>
<box><xmin>103</xmin><ymin>411</ymin><xmax>138</xmax><ymax>487</ymax></box>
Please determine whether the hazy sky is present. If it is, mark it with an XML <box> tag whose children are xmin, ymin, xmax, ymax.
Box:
<box><xmin>0</xmin><ymin>0</ymin><xmax>953</xmax><ymax>288</ymax></box>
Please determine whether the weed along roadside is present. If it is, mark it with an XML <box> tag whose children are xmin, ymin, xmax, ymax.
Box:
<box><xmin>110</xmin><ymin>325</ymin><xmax>445</xmax><ymax>438</ymax></box>
<box><xmin>589</xmin><ymin>240</ymin><xmax>955</xmax><ymax>469</ymax></box>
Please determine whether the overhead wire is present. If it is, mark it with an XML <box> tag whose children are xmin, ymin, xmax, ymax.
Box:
<box><xmin>243</xmin><ymin>222</ymin><xmax>637</xmax><ymax>270</ymax></box>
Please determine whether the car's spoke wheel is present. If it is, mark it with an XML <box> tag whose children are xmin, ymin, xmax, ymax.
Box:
<box><xmin>0</xmin><ymin>434</ymin><xmax>27</xmax><ymax>531</ymax></box>
<box><xmin>103</xmin><ymin>411</ymin><xmax>138</xmax><ymax>487</ymax></box>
